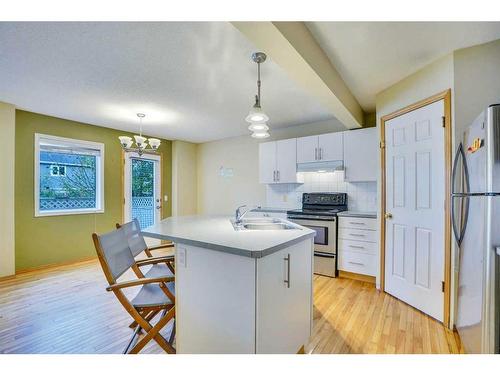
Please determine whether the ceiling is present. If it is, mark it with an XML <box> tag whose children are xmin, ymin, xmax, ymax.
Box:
<box><xmin>306</xmin><ymin>22</ymin><xmax>500</xmax><ymax>111</ymax></box>
<box><xmin>0</xmin><ymin>22</ymin><xmax>333</xmax><ymax>143</ymax></box>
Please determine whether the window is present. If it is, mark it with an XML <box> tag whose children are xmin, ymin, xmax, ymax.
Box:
<box><xmin>35</xmin><ymin>134</ymin><xmax>105</xmax><ymax>217</ymax></box>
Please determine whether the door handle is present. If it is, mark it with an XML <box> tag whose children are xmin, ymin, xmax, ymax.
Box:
<box><xmin>319</xmin><ymin>148</ymin><xmax>323</xmax><ymax>160</ymax></box>
<box><xmin>385</xmin><ymin>213</ymin><xmax>393</xmax><ymax>219</ymax></box>
<box><xmin>284</xmin><ymin>254</ymin><xmax>290</xmax><ymax>288</ymax></box>
<box><xmin>277</xmin><ymin>170</ymin><xmax>280</xmax><ymax>182</ymax></box>
<box><xmin>273</xmin><ymin>170</ymin><xmax>276</xmax><ymax>182</ymax></box>
<box><xmin>315</xmin><ymin>148</ymin><xmax>318</xmax><ymax>161</ymax></box>
<box><xmin>156</xmin><ymin>205</ymin><xmax>162</xmax><ymax>210</ymax></box>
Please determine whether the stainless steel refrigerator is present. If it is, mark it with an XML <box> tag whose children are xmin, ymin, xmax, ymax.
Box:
<box><xmin>452</xmin><ymin>104</ymin><xmax>500</xmax><ymax>354</ymax></box>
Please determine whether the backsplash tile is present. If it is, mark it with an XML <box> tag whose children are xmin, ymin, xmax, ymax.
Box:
<box><xmin>266</xmin><ymin>171</ymin><xmax>377</xmax><ymax>212</ymax></box>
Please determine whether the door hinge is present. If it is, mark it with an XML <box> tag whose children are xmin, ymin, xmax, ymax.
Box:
<box><xmin>380</xmin><ymin>141</ymin><xmax>386</xmax><ymax>149</ymax></box>
<box><xmin>441</xmin><ymin>281</ymin><xmax>445</xmax><ymax>292</ymax></box>
<box><xmin>442</xmin><ymin>116</ymin><xmax>446</xmax><ymax>128</ymax></box>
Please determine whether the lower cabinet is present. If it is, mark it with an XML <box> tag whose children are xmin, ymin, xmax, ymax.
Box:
<box><xmin>338</xmin><ymin>216</ymin><xmax>378</xmax><ymax>277</ymax></box>
<box><xmin>256</xmin><ymin>240</ymin><xmax>313</xmax><ymax>353</ymax></box>
<box><xmin>175</xmin><ymin>238</ymin><xmax>313</xmax><ymax>353</ymax></box>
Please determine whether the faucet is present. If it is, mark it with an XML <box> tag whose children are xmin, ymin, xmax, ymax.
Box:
<box><xmin>235</xmin><ymin>205</ymin><xmax>261</xmax><ymax>225</ymax></box>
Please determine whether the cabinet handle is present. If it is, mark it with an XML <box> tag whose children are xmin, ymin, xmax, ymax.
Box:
<box><xmin>284</xmin><ymin>254</ymin><xmax>290</xmax><ymax>288</ymax></box>
<box><xmin>277</xmin><ymin>170</ymin><xmax>280</xmax><ymax>181</ymax></box>
<box><xmin>319</xmin><ymin>148</ymin><xmax>323</xmax><ymax>160</ymax></box>
<box><xmin>349</xmin><ymin>233</ymin><xmax>366</xmax><ymax>237</ymax></box>
<box><xmin>273</xmin><ymin>170</ymin><xmax>276</xmax><ymax>182</ymax></box>
<box><xmin>349</xmin><ymin>222</ymin><xmax>365</xmax><ymax>225</ymax></box>
<box><xmin>348</xmin><ymin>261</ymin><xmax>364</xmax><ymax>266</ymax></box>
<box><xmin>314</xmin><ymin>148</ymin><xmax>318</xmax><ymax>161</ymax></box>
<box><xmin>349</xmin><ymin>245</ymin><xmax>365</xmax><ymax>249</ymax></box>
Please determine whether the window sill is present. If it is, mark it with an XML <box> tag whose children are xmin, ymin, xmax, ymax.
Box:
<box><xmin>34</xmin><ymin>208</ymin><xmax>105</xmax><ymax>218</ymax></box>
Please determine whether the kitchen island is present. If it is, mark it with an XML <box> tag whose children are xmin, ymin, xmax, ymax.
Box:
<box><xmin>143</xmin><ymin>215</ymin><xmax>315</xmax><ymax>354</ymax></box>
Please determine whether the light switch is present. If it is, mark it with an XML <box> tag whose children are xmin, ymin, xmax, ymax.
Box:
<box><xmin>177</xmin><ymin>247</ymin><xmax>186</xmax><ymax>267</ymax></box>
<box><xmin>164</xmin><ymin>195</ymin><xmax>168</xmax><ymax>202</ymax></box>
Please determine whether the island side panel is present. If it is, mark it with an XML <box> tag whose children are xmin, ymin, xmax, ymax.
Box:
<box><xmin>174</xmin><ymin>243</ymin><xmax>257</xmax><ymax>353</ymax></box>
<box><xmin>255</xmin><ymin>238</ymin><xmax>314</xmax><ymax>354</ymax></box>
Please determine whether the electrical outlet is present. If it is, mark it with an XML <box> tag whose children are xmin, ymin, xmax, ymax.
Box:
<box><xmin>177</xmin><ymin>247</ymin><xmax>186</xmax><ymax>267</ymax></box>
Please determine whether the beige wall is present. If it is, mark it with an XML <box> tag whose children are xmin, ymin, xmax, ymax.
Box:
<box><xmin>172</xmin><ymin>140</ymin><xmax>198</xmax><ymax>216</ymax></box>
<box><xmin>0</xmin><ymin>102</ymin><xmax>15</xmax><ymax>277</ymax></box>
<box><xmin>454</xmin><ymin>39</ymin><xmax>500</xmax><ymax>141</ymax></box>
<box><xmin>197</xmin><ymin>118</ymin><xmax>346</xmax><ymax>215</ymax></box>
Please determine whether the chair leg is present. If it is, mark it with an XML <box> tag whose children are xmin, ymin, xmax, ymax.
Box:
<box><xmin>129</xmin><ymin>306</ymin><xmax>176</xmax><ymax>354</ymax></box>
<box><xmin>123</xmin><ymin>325</ymin><xmax>142</xmax><ymax>354</ymax></box>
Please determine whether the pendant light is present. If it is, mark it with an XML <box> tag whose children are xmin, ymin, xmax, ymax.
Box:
<box><xmin>246</xmin><ymin>52</ymin><xmax>270</xmax><ymax>138</ymax></box>
<box><xmin>118</xmin><ymin>113</ymin><xmax>161</xmax><ymax>156</ymax></box>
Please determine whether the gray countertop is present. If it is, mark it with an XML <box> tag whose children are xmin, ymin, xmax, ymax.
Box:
<box><xmin>142</xmin><ymin>215</ymin><xmax>315</xmax><ymax>259</ymax></box>
<box><xmin>337</xmin><ymin>211</ymin><xmax>377</xmax><ymax>219</ymax></box>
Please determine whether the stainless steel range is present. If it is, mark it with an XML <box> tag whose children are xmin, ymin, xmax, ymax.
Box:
<box><xmin>287</xmin><ymin>192</ymin><xmax>347</xmax><ymax>277</ymax></box>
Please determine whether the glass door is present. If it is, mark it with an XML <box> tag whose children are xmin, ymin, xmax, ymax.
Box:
<box><xmin>124</xmin><ymin>152</ymin><xmax>161</xmax><ymax>229</ymax></box>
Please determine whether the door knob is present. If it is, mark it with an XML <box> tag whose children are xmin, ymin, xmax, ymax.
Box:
<box><xmin>385</xmin><ymin>213</ymin><xmax>393</xmax><ymax>219</ymax></box>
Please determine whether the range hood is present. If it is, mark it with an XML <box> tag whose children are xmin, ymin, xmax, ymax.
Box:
<box><xmin>296</xmin><ymin>160</ymin><xmax>344</xmax><ymax>173</ymax></box>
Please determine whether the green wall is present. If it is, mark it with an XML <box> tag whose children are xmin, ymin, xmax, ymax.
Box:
<box><xmin>15</xmin><ymin>110</ymin><xmax>172</xmax><ymax>271</ymax></box>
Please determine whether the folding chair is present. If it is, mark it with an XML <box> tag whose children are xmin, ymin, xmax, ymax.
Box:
<box><xmin>92</xmin><ymin>227</ymin><xmax>176</xmax><ymax>354</ymax></box>
<box><xmin>116</xmin><ymin>218</ymin><xmax>175</xmax><ymax>278</ymax></box>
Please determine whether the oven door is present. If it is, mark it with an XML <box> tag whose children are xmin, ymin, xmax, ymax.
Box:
<box><xmin>287</xmin><ymin>218</ymin><xmax>336</xmax><ymax>255</ymax></box>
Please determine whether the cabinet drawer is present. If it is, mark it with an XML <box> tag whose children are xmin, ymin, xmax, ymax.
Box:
<box><xmin>338</xmin><ymin>228</ymin><xmax>378</xmax><ymax>242</ymax></box>
<box><xmin>338</xmin><ymin>251</ymin><xmax>377</xmax><ymax>276</ymax></box>
<box><xmin>338</xmin><ymin>239</ymin><xmax>378</xmax><ymax>255</ymax></box>
<box><xmin>339</xmin><ymin>216</ymin><xmax>377</xmax><ymax>230</ymax></box>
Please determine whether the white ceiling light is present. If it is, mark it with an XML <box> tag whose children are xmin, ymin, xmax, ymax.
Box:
<box><xmin>246</xmin><ymin>52</ymin><xmax>270</xmax><ymax>138</ymax></box>
<box><xmin>118</xmin><ymin>113</ymin><xmax>161</xmax><ymax>156</ymax></box>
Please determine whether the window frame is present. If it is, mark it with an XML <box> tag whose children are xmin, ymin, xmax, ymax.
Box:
<box><xmin>34</xmin><ymin>133</ymin><xmax>105</xmax><ymax>217</ymax></box>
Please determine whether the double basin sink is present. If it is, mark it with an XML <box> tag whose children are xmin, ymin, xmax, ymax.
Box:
<box><xmin>231</xmin><ymin>218</ymin><xmax>299</xmax><ymax>231</ymax></box>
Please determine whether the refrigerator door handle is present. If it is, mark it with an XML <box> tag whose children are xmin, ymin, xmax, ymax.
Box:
<box><xmin>451</xmin><ymin>143</ymin><xmax>471</xmax><ymax>246</ymax></box>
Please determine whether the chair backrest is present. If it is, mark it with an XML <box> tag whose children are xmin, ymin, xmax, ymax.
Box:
<box><xmin>93</xmin><ymin>227</ymin><xmax>136</xmax><ymax>283</ymax></box>
<box><xmin>120</xmin><ymin>218</ymin><xmax>148</xmax><ymax>257</ymax></box>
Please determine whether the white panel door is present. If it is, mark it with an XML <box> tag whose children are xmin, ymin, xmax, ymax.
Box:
<box><xmin>385</xmin><ymin>100</ymin><xmax>445</xmax><ymax>322</ymax></box>
<box><xmin>296</xmin><ymin>135</ymin><xmax>318</xmax><ymax>163</ymax></box>
<box><xmin>259</xmin><ymin>142</ymin><xmax>277</xmax><ymax>184</ymax></box>
<box><xmin>276</xmin><ymin>138</ymin><xmax>297</xmax><ymax>183</ymax></box>
<box><xmin>318</xmin><ymin>132</ymin><xmax>343</xmax><ymax>161</ymax></box>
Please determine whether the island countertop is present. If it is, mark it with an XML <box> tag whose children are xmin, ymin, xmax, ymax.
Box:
<box><xmin>142</xmin><ymin>215</ymin><xmax>315</xmax><ymax>259</ymax></box>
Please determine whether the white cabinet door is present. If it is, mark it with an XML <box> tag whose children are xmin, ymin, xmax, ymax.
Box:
<box><xmin>259</xmin><ymin>142</ymin><xmax>277</xmax><ymax>184</ymax></box>
<box><xmin>344</xmin><ymin>127</ymin><xmax>378</xmax><ymax>182</ymax></box>
<box><xmin>256</xmin><ymin>240</ymin><xmax>313</xmax><ymax>353</ymax></box>
<box><xmin>296</xmin><ymin>135</ymin><xmax>318</xmax><ymax>163</ymax></box>
<box><xmin>276</xmin><ymin>138</ymin><xmax>297</xmax><ymax>183</ymax></box>
<box><xmin>318</xmin><ymin>132</ymin><xmax>343</xmax><ymax>161</ymax></box>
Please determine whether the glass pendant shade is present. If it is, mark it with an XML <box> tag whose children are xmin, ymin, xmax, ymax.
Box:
<box><xmin>248</xmin><ymin>123</ymin><xmax>269</xmax><ymax>132</ymax></box>
<box><xmin>245</xmin><ymin>105</ymin><xmax>269</xmax><ymax>124</ymax></box>
<box><xmin>251</xmin><ymin>131</ymin><xmax>270</xmax><ymax>139</ymax></box>
<box><xmin>148</xmin><ymin>138</ymin><xmax>161</xmax><ymax>150</ymax></box>
<box><xmin>119</xmin><ymin>136</ymin><xmax>133</xmax><ymax>148</ymax></box>
<box><xmin>134</xmin><ymin>135</ymin><xmax>147</xmax><ymax>147</ymax></box>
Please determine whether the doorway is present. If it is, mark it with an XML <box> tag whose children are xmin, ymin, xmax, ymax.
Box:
<box><xmin>380</xmin><ymin>89</ymin><xmax>452</xmax><ymax>326</ymax></box>
<box><xmin>123</xmin><ymin>152</ymin><xmax>162</xmax><ymax>229</ymax></box>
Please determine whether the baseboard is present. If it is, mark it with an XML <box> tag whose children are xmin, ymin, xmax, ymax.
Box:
<box><xmin>0</xmin><ymin>274</ymin><xmax>15</xmax><ymax>282</ymax></box>
<box><xmin>296</xmin><ymin>345</ymin><xmax>305</xmax><ymax>354</ymax></box>
<box><xmin>15</xmin><ymin>256</ymin><xmax>98</xmax><ymax>275</ymax></box>
<box><xmin>339</xmin><ymin>270</ymin><xmax>376</xmax><ymax>284</ymax></box>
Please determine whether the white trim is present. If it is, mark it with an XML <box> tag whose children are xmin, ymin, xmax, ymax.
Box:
<box><xmin>34</xmin><ymin>133</ymin><xmax>105</xmax><ymax>217</ymax></box>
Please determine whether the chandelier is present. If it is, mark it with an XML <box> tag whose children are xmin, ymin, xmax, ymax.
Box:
<box><xmin>246</xmin><ymin>52</ymin><xmax>270</xmax><ymax>139</ymax></box>
<box><xmin>118</xmin><ymin>113</ymin><xmax>161</xmax><ymax>155</ymax></box>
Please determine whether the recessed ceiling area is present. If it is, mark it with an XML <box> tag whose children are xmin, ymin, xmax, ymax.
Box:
<box><xmin>306</xmin><ymin>22</ymin><xmax>500</xmax><ymax>111</ymax></box>
<box><xmin>0</xmin><ymin>22</ymin><xmax>334</xmax><ymax>143</ymax></box>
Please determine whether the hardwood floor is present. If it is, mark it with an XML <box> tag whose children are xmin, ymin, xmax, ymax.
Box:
<box><xmin>0</xmin><ymin>257</ymin><xmax>462</xmax><ymax>354</ymax></box>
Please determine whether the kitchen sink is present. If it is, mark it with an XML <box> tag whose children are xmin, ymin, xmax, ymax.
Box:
<box><xmin>231</xmin><ymin>218</ymin><xmax>298</xmax><ymax>231</ymax></box>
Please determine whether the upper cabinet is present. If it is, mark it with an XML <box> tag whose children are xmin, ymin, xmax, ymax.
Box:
<box><xmin>343</xmin><ymin>127</ymin><xmax>378</xmax><ymax>182</ymax></box>
<box><xmin>296</xmin><ymin>133</ymin><xmax>343</xmax><ymax>163</ymax></box>
<box><xmin>259</xmin><ymin>139</ymin><xmax>302</xmax><ymax>184</ymax></box>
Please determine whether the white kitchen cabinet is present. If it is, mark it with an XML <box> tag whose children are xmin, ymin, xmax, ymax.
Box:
<box><xmin>259</xmin><ymin>139</ymin><xmax>300</xmax><ymax>184</ymax></box>
<box><xmin>338</xmin><ymin>216</ymin><xmax>378</xmax><ymax>277</ymax></box>
<box><xmin>258</xmin><ymin>141</ymin><xmax>276</xmax><ymax>184</ymax></box>
<box><xmin>343</xmin><ymin>127</ymin><xmax>378</xmax><ymax>182</ymax></box>
<box><xmin>256</xmin><ymin>241</ymin><xmax>312</xmax><ymax>353</ymax></box>
<box><xmin>296</xmin><ymin>135</ymin><xmax>318</xmax><ymax>163</ymax></box>
<box><xmin>318</xmin><ymin>132</ymin><xmax>343</xmax><ymax>161</ymax></box>
<box><xmin>297</xmin><ymin>132</ymin><xmax>343</xmax><ymax>163</ymax></box>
